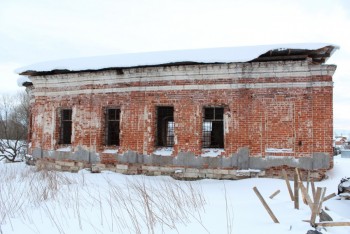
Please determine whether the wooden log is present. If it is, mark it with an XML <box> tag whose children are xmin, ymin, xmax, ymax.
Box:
<box><xmin>310</xmin><ymin>187</ymin><xmax>325</xmax><ymax>226</ymax></box>
<box><xmin>282</xmin><ymin>169</ymin><xmax>294</xmax><ymax>201</ymax></box>
<box><xmin>253</xmin><ymin>187</ymin><xmax>279</xmax><ymax>223</ymax></box>
<box><xmin>323</xmin><ymin>193</ymin><xmax>336</xmax><ymax>202</ymax></box>
<box><xmin>315</xmin><ymin>221</ymin><xmax>350</xmax><ymax>227</ymax></box>
<box><xmin>269</xmin><ymin>190</ymin><xmax>280</xmax><ymax>199</ymax></box>
<box><xmin>294</xmin><ymin>172</ymin><xmax>299</xmax><ymax>209</ymax></box>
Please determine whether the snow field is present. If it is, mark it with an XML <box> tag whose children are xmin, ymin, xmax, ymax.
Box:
<box><xmin>0</xmin><ymin>155</ymin><xmax>349</xmax><ymax>234</ymax></box>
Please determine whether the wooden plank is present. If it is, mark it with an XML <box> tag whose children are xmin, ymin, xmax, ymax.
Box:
<box><xmin>315</xmin><ymin>222</ymin><xmax>350</xmax><ymax>227</ymax></box>
<box><xmin>269</xmin><ymin>190</ymin><xmax>280</xmax><ymax>199</ymax></box>
<box><xmin>306</xmin><ymin>170</ymin><xmax>310</xmax><ymax>194</ymax></box>
<box><xmin>282</xmin><ymin>169</ymin><xmax>294</xmax><ymax>201</ymax></box>
<box><xmin>311</xmin><ymin>179</ymin><xmax>316</xmax><ymax>200</ymax></box>
<box><xmin>310</xmin><ymin>187</ymin><xmax>324</xmax><ymax>226</ymax></box>
<box><xmin>253</xmin><ymin>187</ymin><xmax>279</xmax><ymax>223</ymax></box>
<box><xmin>294</xmin><ymin>172</ymin><xmax>299</xmax><ymax>209</ymax></box>
<box><xmin>299</xmin><ymin>181</ymin><xmax>313</xmax><ymax>210</ymax></box>
<box><xmin>323</xmin><ymin>193</ymin><xmax>336</xmax><ymax>202</ymax></box>
<box><xmin>295</xmin><ymin>168</ymin><xmax>308</xmax><ymax>205</ymax></box>
<box><xmin>317</xmin><ymin>187</ymin><xmax>327</xmax><ymax>215</ymax></box>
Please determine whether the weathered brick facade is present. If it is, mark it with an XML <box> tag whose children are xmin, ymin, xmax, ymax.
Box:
<box><xmin>19</xmin><ymin>45</ymin><xmax>337</xmax><ymax>180</ymax></box>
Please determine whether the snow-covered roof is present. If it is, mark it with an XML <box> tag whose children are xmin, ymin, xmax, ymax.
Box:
<box><xmin>16</xmin><ymin>43</ymin><xmax>338</xmax><ymax>77</ymax></box>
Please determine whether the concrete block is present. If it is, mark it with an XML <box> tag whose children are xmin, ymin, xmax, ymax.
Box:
<box><xmin>95</xmin><ymin>163</ymin><xmax>106</xmax><ymax>168</ymax></box>
<box><xmin>237</xmin><ymin>147</ymin><xmax>249</xmax><ymax>169</ymax></box>
<box><xmin>142</xmin><ymin>166</ymin><xmax>159</xmax><ymax>171</ymax></box>
<box><xmin>200</xmin><ymin>169</ymin><xmax>214</xmax><ymax>174</ymax></box>
<box><xmin>91</xmin><ymin>165</ymin><xmax>101</xmax><ymax>173</ymax></box>
<box><xmin>229</xmin><ymin>170</ymin><xmax>237</xmax><ymax>175</ymax></box>
<box><xmin>55</xmin><ymin>161</ymin><xmax>64</xmax><ymax>166</ymax></box>
<box><xmin>56</xmin><ymin>161</ymin><xmax>75</xmax><ymax>167</ymax></box>
<box><xmin>203</xmin><ymin>173</ymin><xmax>215</xmax><ymax>179</ymax></box>
<box><xmin>159</xmin><ymin>167</ymin><xmax>176</xmax><ymax>173</ymax></box>
<box><xmin>116</xmin><ymin>164</ymin><xmax>128</xmax><ymax>170</ymax></box>
<box><xmin>207</xmin><ymin>157</ymin><xmax>220</xmax><ymax>168</ymax></box>
<box><xmin>115</xmin><ymin>169</ymin><xmax>127</xmax><ymax>174</ymax></box>
<box><xmin>154</xmin><ymin>171</ymin><xmax>162</xmax><ymax>176</ymax></box>
<box><xmin>76</xmin><ymin>162</ymin><xmax>85</xmax><ymax>168</ymax></box>
<box><xmin>258</xmin><ymin>171</ymin><xmax>266</xmax><ymax>176</ymax></box>
<box><xmin>211</xmin><ymin>174</ymin><xmax>223</xmax><ymax>180</ymax></box>
<box><xmin>236</xmin><ymin>171</ymin><xmax>250</xmax><ymax>177</ymax></box>
<box><xmin>70</xmin><ymin>166</ymin><xmax>80</xmax><ymax>172</ymax></box>
<box><xmin>312</xmin><ymin>153</ymin><xmax>330</xmax><ymax>169</ymax></box>
<box><xmin>54</xmin><ymin>165</ymin><xmax>62</xmax><ymax>170</ymax></box>
<box><xmin>141</xmin><ymin>165</ymin><xmax>150</xmax><ymax>170</ymax></box>
<box><xmin>186</xmin><ymin>168</ymin><xmax>200</xmax><ymax>173</ymax></box>
<box><xmin>183</xmin><ymin>172</ymin><xmax>199</xmax><ymax>178</ymax></box>
<box><xmin>215</xmin><ymin>169</ymin><xmax>229</xmax><ymax>175</ymax></box>
<box><xmin>221</xmin><ymin>174</ymin><xmax>237</xmax><ymax>180</ymax></box>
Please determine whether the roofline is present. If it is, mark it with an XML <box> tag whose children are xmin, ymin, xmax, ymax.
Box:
<box><xmin>18</xmin><ymin>44</ymin><xmax>339</xmax><ymax>77</ymax></box>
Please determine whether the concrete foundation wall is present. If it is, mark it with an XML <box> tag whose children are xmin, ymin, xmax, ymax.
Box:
<box><xmin>32</xmin><ymin>147</ymin><xmax>330</xmax><ymax>171</ymax></box>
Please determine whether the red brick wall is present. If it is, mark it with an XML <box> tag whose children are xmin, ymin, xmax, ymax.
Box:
<box><xmin>28</xmin><ymin>62</ymin><xmax>335</xmax><ymax>166</ymax></box>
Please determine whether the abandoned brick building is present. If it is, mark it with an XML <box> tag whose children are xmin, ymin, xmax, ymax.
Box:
<box><xmin>17</xmin><ymin>43</ymin><xmax>338</xmax><ymax>180</ymax></box>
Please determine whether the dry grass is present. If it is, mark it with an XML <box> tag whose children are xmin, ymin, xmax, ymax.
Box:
<box><xmin>0</xmin><ymin>163</ymin><xmax>214</xmax><ymax>234</ymax></box>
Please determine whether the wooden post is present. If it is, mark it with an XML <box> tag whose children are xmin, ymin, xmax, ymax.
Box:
<box><xmin>294</xmin><ymin>172</ymin><xmax>299</xmax><ymax>209</ymax></box>
<box><xmin>310</xmin><ymin>187</ymin><xmax>325</xmax><ymax>226</ymax></box>
<box><xmin>315</xmin><ymin>222</ymin><xmax>350</xmax><ymax>227</ymax></box>
<box><xmin>306</xmin><ymin>170</ymin><xmax>310</xmax><ymax>194</ymax></box>
<box><xmin>282</xmin><ymin>169</ymin><xmax>294</xmax><ymax>201</ymax></box>
<box><xmin>323</xmin><ymin>193</ymin><xmax>336</xmax><ymax>202</ymax></box>
<box><xmin>295</xmin><ymin>168</ymin><xmax>308</xmax><ymax>205</ymax></box>
<box><xmin>253</xmin><ymin>187</ymin><xmax>279</xmax><ymax>223</ymax></box>
<box><xmin>317</xmin><ymin>187</ymin><xmax>327</xmax><ymax>215</ymax></box>
<box><xmin>299</xmin><ymin>181</ymin><xmax>313</xmax><ymax>210</ymax></box>
<box><xmin>311</xmin><ymin>179</ymin><xmax>316</xmax><ymax>200</ymax></box>
<box><xmin>269</xmin><ymin>190</ymin><xmax>280</xmax><ymax>199</ymax></box>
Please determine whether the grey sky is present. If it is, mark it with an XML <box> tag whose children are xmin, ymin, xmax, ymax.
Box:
<box><xmin>1</xmin><ymin>0</ymin><xmax>349</xmax><ymax>130</ymax></box>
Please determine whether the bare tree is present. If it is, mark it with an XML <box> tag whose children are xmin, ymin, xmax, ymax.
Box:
<box><xmin>0</xmin><ymin>91</ymin><xmax>29</xmax><ymax>162</ymax></box>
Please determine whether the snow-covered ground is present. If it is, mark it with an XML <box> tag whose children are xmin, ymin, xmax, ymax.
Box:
<box><xmin>0</xmin><ymin>155</ymin><xmax>349</xmax><ymax>234</ymax></box>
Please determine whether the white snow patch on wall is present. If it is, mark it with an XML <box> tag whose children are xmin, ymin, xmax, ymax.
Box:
<box><xmin>236</xmin><ymin>169</ymin><xmax>261</xmax><ymax>173</ymax></box>
<box><xmin>153</xmin><ymin>147</ymin><xmax>173</xmax><ymax>156</ymax></box>
<box><xmin>201</xmin><ymin>148</ymin><xmax>225</xmax><ymax>157</ymax></box>
<box><xmin>265</xmin><ymin>148</ymin><xmax>293</xmax><ymax>153</ymax></box>
<box><xmin>103</xmin><ymin>149</ymin><xmax>118</xmax><ymax>154</ymax></box>
<box><xmin>56</xmin><ymin>146</ymin><xmax>71</xmax><ymax>152</ymax></box>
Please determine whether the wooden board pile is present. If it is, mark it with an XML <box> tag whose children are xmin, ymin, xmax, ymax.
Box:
<box><xmin>253</xmin><ymin>168</ymin><xmax>350</xmax><ymax>230</ymax></box>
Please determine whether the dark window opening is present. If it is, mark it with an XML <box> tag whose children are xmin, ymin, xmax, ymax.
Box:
<box><xmin>106</xmin><ymin>108</ymin><xmax>120</xmax><ymax>146</ymax></box>
<box><xmin>202</xmin><ymin>107</ymin><xmax>224</xmax><ymax>148</ymax></box>
<box><xmin>60</xmin><ymin>109</ymin><xmax>72</xmax><ymax>144</ymax></box>
<box><xmin>156</xmin><ymin>106</ymin><xmax>174</xmax><ymax>147</ymax></box>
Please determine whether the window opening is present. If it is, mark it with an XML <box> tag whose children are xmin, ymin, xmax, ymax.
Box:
<box><xmin>106</xmin><ymin>108</ymin><xmax>120</xmax><ymax>145</ymax></box>
<box><xmin>60</xmin><ymin>109</ymin><xmax>72</xmax><ymax>144</ymax></box>
<box><xmin>202</xmin><ymin>107</ymin><xmax>224</xmax><ymax>148</ymax></box>
<box><xmin>156</xmin><ymin>106</ymin><xmax>174</xmax><ymax>147</ymax></box>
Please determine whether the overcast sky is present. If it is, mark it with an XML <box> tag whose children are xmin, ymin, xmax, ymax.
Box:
<box><xmin>1</xmin><ymin>0</ymin><xmax>350</xmax><ymax>132</ymax></box>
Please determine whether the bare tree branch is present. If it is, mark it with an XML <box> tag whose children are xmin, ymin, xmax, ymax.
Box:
<box><xmin>0</xmin><ymin>91</ymin><xmax>29</xmax><ymax>162</ymax></box>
